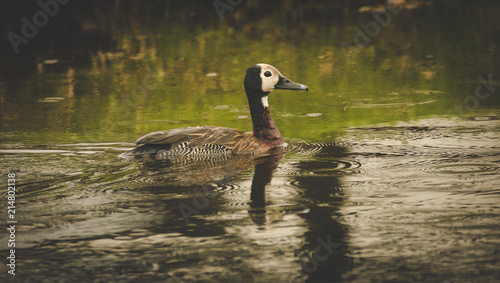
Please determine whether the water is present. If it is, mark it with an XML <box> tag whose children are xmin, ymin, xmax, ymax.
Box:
<box><xmin>1</xmin><ymin>1</ymin><xmax>500</xmax><ymax>282</ymax></box>
<box><xmin>1</xmin><ymin>117</ymin><xmax>498</xmax><ymax>282</ymax></box>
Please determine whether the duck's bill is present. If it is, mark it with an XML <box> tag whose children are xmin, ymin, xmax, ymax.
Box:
<box><xmin>275</xmin><ymin>75</ymin><xmax>309</xmax><ymax>91</ymax></box>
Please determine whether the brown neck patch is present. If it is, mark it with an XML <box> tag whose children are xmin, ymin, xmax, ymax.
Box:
<box><xmin>252</xmin><ymin>106</ymin><xmax>283</xmax><ymax>147</ymax></box>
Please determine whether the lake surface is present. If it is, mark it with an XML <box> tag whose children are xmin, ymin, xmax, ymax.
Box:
<box><xmin>1</xmin><ymin>1</ymin><xmax>499</xmax><ymax>282</ymax></box>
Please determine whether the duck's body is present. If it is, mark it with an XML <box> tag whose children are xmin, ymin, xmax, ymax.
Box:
<box><xmin>124</xmin><ymin>64</ymin><xmax>308</xmax><ymax>160</ymax></box>
<box><xmin>132</xmin><ymin>126</ymin><xmax>267</xmax><ymax>157</ymax></box>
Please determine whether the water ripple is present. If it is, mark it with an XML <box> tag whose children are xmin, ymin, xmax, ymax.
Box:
<box><xmin>430</xmin><ymin>163</ymin><xmax>499</xmax><ymax>174</ymax></box>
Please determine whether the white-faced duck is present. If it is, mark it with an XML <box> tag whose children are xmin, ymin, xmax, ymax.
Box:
<box><xmin>125</xmin><ymin>64</ymin><xmax>308</xmax><ymax>160</ymax></box>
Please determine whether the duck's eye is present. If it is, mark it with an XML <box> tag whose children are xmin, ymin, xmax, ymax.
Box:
<box><xmin>264</xmin><ymin>71</ymin><xmax>272</xmax><ymax>77</ymax></box>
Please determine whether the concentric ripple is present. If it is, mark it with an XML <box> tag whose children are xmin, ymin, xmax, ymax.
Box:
<box><xmin>431</xmin><ymin>163</ymin><xmax>499</xmax><ymax>174</ymax></box>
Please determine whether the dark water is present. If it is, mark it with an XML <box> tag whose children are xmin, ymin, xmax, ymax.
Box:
<box><xmin>1</xmin><ymin>1</ymin><xmax>500</xmax><ymax>282</ymax></box>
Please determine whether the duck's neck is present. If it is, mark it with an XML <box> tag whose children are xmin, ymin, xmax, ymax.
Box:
<box><xmin>246</xmin><ymin>93</ymin><xmax>283</xmax><ymax>147</ymax></box>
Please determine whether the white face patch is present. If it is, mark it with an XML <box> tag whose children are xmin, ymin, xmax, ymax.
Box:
<box><xmin>261</xmin><ymin>95</ymin><xmax>269</xmax><ymax>108</ymax></box>
<box><xmin>257</xmin><ymin>63</ymin><xmax>281</xmax><ymax>93</ymax></box>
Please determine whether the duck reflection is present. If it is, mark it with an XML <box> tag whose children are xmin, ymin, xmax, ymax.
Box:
<box><xmin>125</xmin><ymin>141</ymin><xmax>352</xmax><ymax>282</ymax></box>
<box><xmin>123</xmin><ymin>145</ymin><xmax>286</xmax><ymax>187</ymax></box>
<box><xmin>248</xmin><ymin>148</ymin><xmax>284</xmax><ymax>226</ymax></box>
<box><xmin>249</xmin><ymin>142</ymin><xmax>353</xmax><ymax>282</ymax></box>
<box><xmin>290</xmin><ymin>143</ymin><xmax>353</xmax><ymax>282</ymax></box>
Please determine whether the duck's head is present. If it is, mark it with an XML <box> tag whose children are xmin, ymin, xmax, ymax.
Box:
<box><xmin>244</xmin><ymin>63</ymin><xmax>308</xmax><ymax>107</ymax></box>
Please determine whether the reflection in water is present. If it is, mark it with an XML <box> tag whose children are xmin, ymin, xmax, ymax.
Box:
<box><xmin>1</xmin><ymin>1</ymin><xmax>499</xmax><ymax>144</ymax></box>
<box><xmin>123</xmin><ymin>140</ymin><xmax>355</xmax><ymax>282</ymax></box>
<box><xmin>0</xmin><ymin>118</ymin><xmax>499</xmax><ymax>282</ymax></box>
<box><xmin>123</xmin><ymin>142</ymin><xmax>354</xmax><ymax>282</ymax></box>
<box><xmin>249</xmin><ymin>152</ymin><xmax>283</xmax><ymax>212</ymax></box>
<box><xmin>290</xmin><ymin>144</ymin><xmax>353</xmax><ymax>282</ymax></box>
<box><xmin>121</xmin><ymin>149</ymin><xmax>255</xmax><ymax>187</ymax></box>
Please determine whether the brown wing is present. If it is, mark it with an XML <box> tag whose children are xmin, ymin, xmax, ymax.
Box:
<box><xmin>135</xmin><ymin>126</ymin><xmax>266</xmax><ymax>154</ymax></box>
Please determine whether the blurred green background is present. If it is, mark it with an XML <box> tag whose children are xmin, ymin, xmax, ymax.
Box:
<box><xmin>0</xmin><ymin>0</ymin><xmax>499</xmax><ymax>144</ymax></box>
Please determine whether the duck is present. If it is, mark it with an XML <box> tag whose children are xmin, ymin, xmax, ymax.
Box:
<box><xmin>123</xmin><ymin>63</ymin><xmax>308</xmax><ymax>160</ymax></box>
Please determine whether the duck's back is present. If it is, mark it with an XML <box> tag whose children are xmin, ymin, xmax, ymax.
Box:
<box><xmin>125</xmin><ymin>126</ymin><xmax>267</xmax><ymax>160</ymax></box>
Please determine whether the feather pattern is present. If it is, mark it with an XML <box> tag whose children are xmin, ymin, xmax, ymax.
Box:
<box><xmin>135</xmin><ymin>126</ymin><xmax>268</xmax><ymax>156</ymax></box>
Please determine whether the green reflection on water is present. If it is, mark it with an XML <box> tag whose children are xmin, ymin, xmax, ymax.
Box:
<box><xmin>0</xmin><ymin>1</ymin><xmax>499</xmax><ymax>145</ymax></box>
